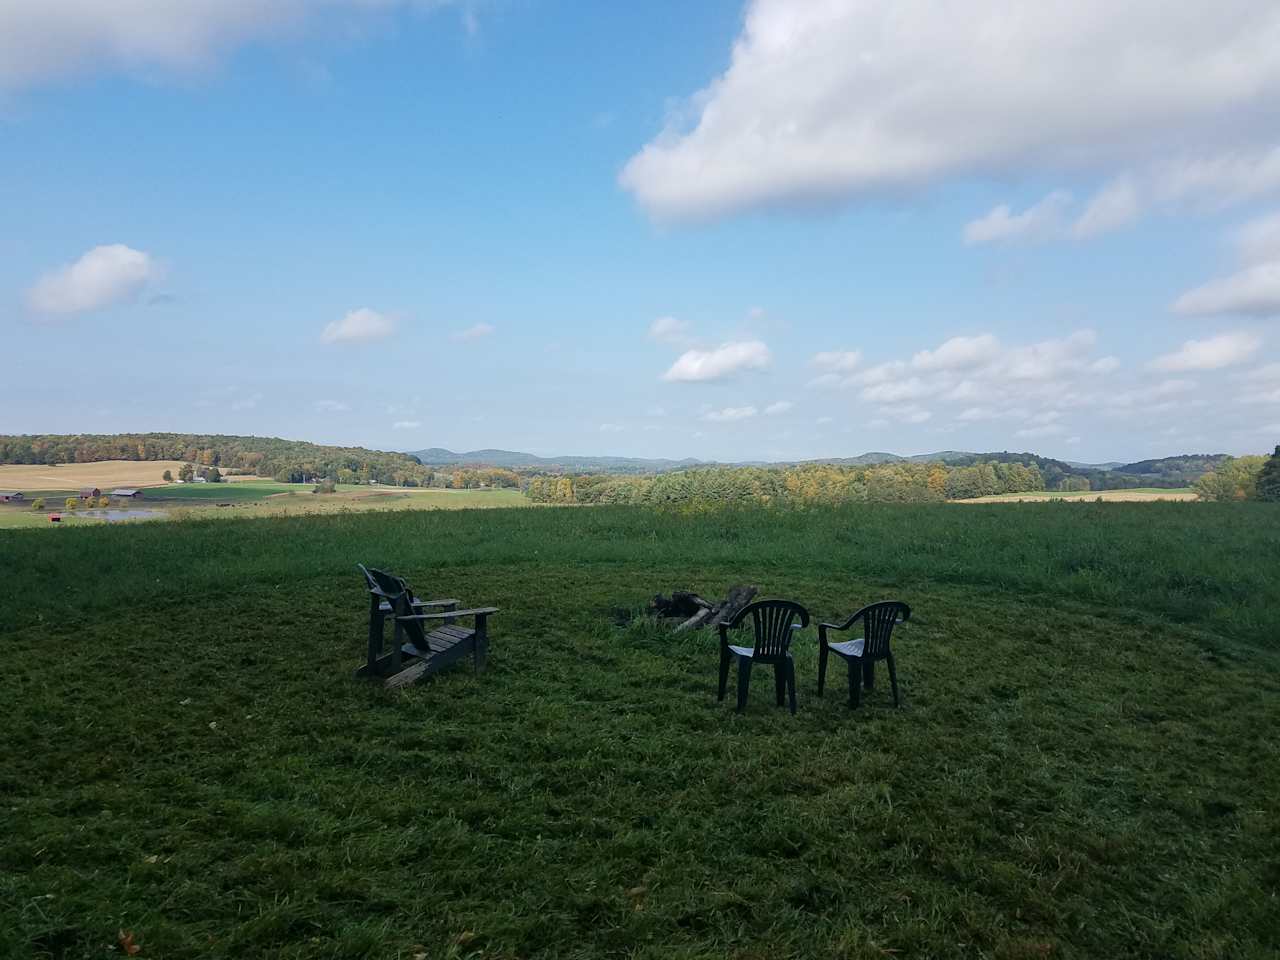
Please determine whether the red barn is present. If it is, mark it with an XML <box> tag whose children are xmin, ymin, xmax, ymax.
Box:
<box><xmin>79</xmin><ymin>487</ymin><xmax>101</xmax><ymax>500</ymax></box>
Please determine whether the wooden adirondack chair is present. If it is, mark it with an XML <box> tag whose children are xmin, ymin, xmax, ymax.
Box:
<box><xmin>355</xmin><ymin>566</ymin><xmax>497</xmax><ymax>688</ymax></box>
<box><xmin>718</xmin><ymin>599</ymin><xmax>810</xmax><ymax>715</ymax></box>
<box><xmin>817</xmin><ymin>601</ymin><xmax>911</xmax><ymax>708</ymax></box>
<box><xmin>357</xmin><ymin>564</ymin><xmax>459</xmax><ymax>674</ymax></box>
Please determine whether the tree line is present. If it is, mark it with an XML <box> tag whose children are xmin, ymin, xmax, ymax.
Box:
<box><xmin>0</xmin><ymin>433</ymin><xmax>437</xmax><ymax>486</ymax></box>
<box><xmin>1193</xmin><ymin>448</ymin><xmax>1280</xmax><ymax>502</ymax></box>
<box><xmin>524</xmin><ymin>460</ymin><xmax>1047</xmax><ymax>505</ymax></box>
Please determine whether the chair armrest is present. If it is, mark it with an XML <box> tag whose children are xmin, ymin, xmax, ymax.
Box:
<box><xmin>414</xmin><ymin>598</ymin><xmax>460</xmax><ymax>608</ymax></box>
<box><xmin>397</xmin><ymin>607</ymin><xmax>499</xmax><ymax>621</ymax></box>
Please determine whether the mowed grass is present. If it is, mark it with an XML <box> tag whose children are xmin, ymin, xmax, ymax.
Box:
<box><xmin>0</xmin><ymin>483</ymin><xmax>527</xmax><ymax>529</ymax></box>
<box><xmin>959</xmin><ymin>487</ymin><xmax>1198</xmax><ymax>503</ymax></box>
<box><xmin>3</xmin><ymin>504</ymin><xmax>1279</xmax><ymax>959</ymax></box>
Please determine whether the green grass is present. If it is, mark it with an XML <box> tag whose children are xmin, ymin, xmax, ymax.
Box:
<box><xmin>3</xmin><ymin>503</ymin><xmax>1279</xmax><ymax>959</ymax></box>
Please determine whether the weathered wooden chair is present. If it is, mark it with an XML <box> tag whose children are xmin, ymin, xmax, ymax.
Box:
<box><xmin>355</xmin><ymin>566</ymin><xmax>497</xmax><ymax>689</ymax></box>
<box><xmin>817</xmin><ymin>601</ymin><xmax>911</xmax><ymax>708</ymax></box>
<box><xmin>357</xmin><ymin>564</ymin><xmax>459</xmax><ymax>670</ymax></box>
<box><xmin>718</xmin><ymin>599</ymin><xmax>810</xmax><ymax>715</ymax></box>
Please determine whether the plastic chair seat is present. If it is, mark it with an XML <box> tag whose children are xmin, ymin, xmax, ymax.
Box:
<box><xmin>827</xmin><ymin>638</ymin><xmax>865</xmax><ymax>658</ymax></box>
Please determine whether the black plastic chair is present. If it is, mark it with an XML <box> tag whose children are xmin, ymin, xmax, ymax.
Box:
<box><xmin>818</xmin><ymin>601</ymin><xmax>911</xmax><ymax>708</ymax></box>
<box><xmin>718</xmin><ymin>600</ymin><xmax>810</xmax><ymax>715</ymax></box>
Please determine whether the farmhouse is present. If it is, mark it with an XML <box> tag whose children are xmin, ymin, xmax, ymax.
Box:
<box><xmin>0</xmin><ymin>491</ymin><xmax>24</xmax><ymax>502</ymax></box>
<box><xmin>111</xmin><ymin>488</ymin><xmax>144</xmax><ymax>500</ymax></box>
<box><xmin>79</xmin><ymin>487</ymin><xmax>101</xmax><ymax>500</ymax></box>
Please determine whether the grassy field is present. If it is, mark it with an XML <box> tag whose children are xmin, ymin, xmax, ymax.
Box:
<box><xmin>0</xmin><ymin>459</ymin><xmax>193</xmax><ymax>491</ymax></box>
<box><xmin>0</xmin><ymin>481</ymin><xmax>527</xmax><ymax>528</ymax></box>
<box><xmin>3</xmin><ymin>504</ymin><xmax>1279</xmax><ymax>959</ymax></box>
<box><xmin>959</xmin><ymin>487</ymin><xmax>1198</xmax><ymax>503</ymax></box>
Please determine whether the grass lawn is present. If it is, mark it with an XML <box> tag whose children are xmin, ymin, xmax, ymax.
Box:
<box><xmin>3</xmin><ymin>504</ymin><xmax>1279</xmax><ymax>959</ymax></box>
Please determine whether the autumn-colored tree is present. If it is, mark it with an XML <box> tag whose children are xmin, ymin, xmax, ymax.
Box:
<box><xmin>31</xmin><ymin>497</ymin><xmax>45</xmax><ymax>510</ymax></box>
<box><xmin>64</xmin><ymin>497</ymin><xmax>77</xmax><ymax>510</ymax></box>
<box><xmin>1257</xmin><ymin>445</ymin><xmax>1280</xmax><ymax>503</ymax></box>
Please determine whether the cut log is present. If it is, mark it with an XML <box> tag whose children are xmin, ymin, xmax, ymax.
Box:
<box><xmin>672</xmin><ymin>584</ymin><xmax>758</xmax><ymax>633</ymax></box>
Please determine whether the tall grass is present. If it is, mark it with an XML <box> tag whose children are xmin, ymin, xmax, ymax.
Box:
<box><xmin>5</xmin><ymin>501</ymin><xmax>1278</xmax><ymax>645</ymax></box>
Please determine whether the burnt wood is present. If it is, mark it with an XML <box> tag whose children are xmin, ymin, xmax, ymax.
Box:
<box><xmin>817</xmin><ymin>600</ymin><xmax>911</xmax><ymax>708</ymax></box>
<box><xmin>717</xmin><ymin>599</ymin><xmax>810</xmax><ymax>715</ymax></box>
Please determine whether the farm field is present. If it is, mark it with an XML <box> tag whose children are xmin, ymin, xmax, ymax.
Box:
<box><xmin>0</xmin><ymin>459</ymin><xmax>200</xmax><ymax>491</ymax></box>
<box><xmin>3</xmin><ymin>504</ymin><xmax>1279</xmax><ymax>959</ymax></box>
<box><xmin>0</xmin><ymin>478</ymin><xmax>527</xmax><ymax>528</ymax></box>
<box><xmin>958</xmin><ymin>487</ymin><xmax>1198</xmax><ymax>503</ymax></box>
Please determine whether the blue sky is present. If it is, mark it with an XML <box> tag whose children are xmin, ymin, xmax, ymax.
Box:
<box><xmin>3</xmin><ymin>0</ymin><xmax>1279</xmax><ymax>462</ymax></box>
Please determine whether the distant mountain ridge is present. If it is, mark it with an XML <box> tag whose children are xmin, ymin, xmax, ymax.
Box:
<box><xmin>407</xmin><ymin>446</ymin><xmax>1218</xmax><ymax>481</ymax></box>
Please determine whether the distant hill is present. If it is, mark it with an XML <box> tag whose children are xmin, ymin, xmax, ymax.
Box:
<box><xmin>407</xmin><ymin>446</ymin><xmax>1229</xmax><ymax>487</ymax></box>
<box><xmin>409</xmin><ymin>447</ymin><xmax>705</xmax><ymax>474</ymax></box>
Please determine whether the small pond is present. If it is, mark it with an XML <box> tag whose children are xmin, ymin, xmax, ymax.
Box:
<box><xmin>73</xmin><ymin>509</ymin><xmax>168</xmax><ymax>523</ymax></box>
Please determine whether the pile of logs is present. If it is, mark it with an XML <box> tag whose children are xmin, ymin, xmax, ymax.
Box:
<box><xmin>649</xmin><ymin>585</ymin><xmax>758</xmax><ymax>632</ymax></box>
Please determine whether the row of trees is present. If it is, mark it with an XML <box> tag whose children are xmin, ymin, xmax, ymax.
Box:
<box><xmin>1193</xmin><ymin>447</ymin><xmax>1280</xmax><ymax>502</ymax></box>
<box><xmin>524</xmin><ymin>460</ymin><xmax>1047</xmax><ymax>506</ymax></box>
<box><xmin>0</xmin><ymin>433</ymin><xmax>435</xmax><ymax>487</ymax></box>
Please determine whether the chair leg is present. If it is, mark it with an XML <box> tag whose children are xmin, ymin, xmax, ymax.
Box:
<box><xmin>817</xmin><ymin>644</ymin><xmax>828</xmax><ymax>696</ymax></box>
<box><xmin>848</xmin><ymin>659</ymin><xmax>861</xmax><ymax>708</ymax></box>
<box><xmin>863</xmin><ymin>657</ymin><xmax>875</xmax><ymax>691</ymax></box>
<box><xmin>774</xmin><ymin>664</ymin><xmax>785</xmax><ymax>707</ymax></box>
<box><xmin>887</xmin><ymin>654</ymin><xmax>900</xmax><ymax>708</ymax></box>
<box><xmin>787</xmin><ymin>659</ymin><xmax>797</xmax><ymax>716</ymax></box>
<box><xmin>736</xmin><ymin>658</ymin><xmax>753</xmax><ymax>713</ymax></box>
<box><xmin>718</xmin><ymin>647</ymin><xmax>731</xmax><ymax>701</ymax></box>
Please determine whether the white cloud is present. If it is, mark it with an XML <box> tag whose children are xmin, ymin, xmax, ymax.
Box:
<box><xmin>1149</xmin><ymin>332</ymin><xmax>1262</xmax><ymax>371</ymax></box>
<box><xmin>1245</xmin><ymin>362</ymin><xmax>1280</xmax><ymax>382</ymax></box>
<box><xmin>764</xmin><ymin>400</ymin><xmax>793</xmax><ymax>416</ymax></box>
<box><xmin>815</xmin><ymin>416</ymin><xmax>834</xmax><ymax>425</ymax></box>
<box><xmin>1235</xmin><ymin>211</ymin><xmax>1280</xmax><ymax>264</ymax></box>
<box><xmin>663</xmin><ymin>340</ymin><xmax>770</xmax><ymax>382</ymax></box>
<box><xmin>0</xmin><ymin>1</ymin><xmax>465</xmax><ymax>91</ymax></box>
<box><xmin>963</xmin><ymin>192</ymin><xmax>1071</xmax><ymax>245</ymax></box>
<box><xmin>599</xmin><ymin>423</ymin><xmax>625</xmax><ymax>433</ymax></box>
<box><xmin>648</xmin><ymin>315</ymin><xmax>690</xmax><ymax>344</ymax></box>
<box><xmin>911</xmin><ymin>334</ymin><xmax>1001</xmax><ymax>372</ymax></box>
<box><xmin>392</xmin><ymin>420</ymin><xmax>421</xmax><ymax>430</ymax></box>
<box><xmin>315</xmin><ymin>400</ymin><xmax>350</xmax><ymax>413</ymax></box>
<box><xmin>321</xmin><ymin>307</ymin><xmax>396</xmax><ymax>345</ymax></box>
<box><xmin>1074</xmin><ymin>177</ymin><xmax>1141</xmax><ymax>237</ymax></box>
<box><xmin>812</xmin><ymin>350</ymin><xmax>862</xmax><ymax>373</ymax></box>
<box><xmin>620</xmin><ymin>0</ymin><xmax>1280</xmax><ymax>223</ymax></box>
<box><xmin>1174</xmin><ymin>210</ymin><xmax>1280</xmax><ymax>317</ymax></box>
<box><xmin>1016</xmin><ymin>423</ymin><xmax>1066</xmax><ymax>438</ymax></box>
<box><xmin>703</xmin><ymin>405</ymin><xmax>758</xmax><ymax>423</ymax></box>
<box><xmin>27</xmin><ymin>244</ymin><xmax>153</xmax><ymax>315</ymax></box>
<box><xmin>878</xmin><ymin>404</ymin><xmax>932</xmax><ymax>424</ymax></box>
<box><xmin>453</xmin><ymin>322</ymin><xmax>494</xmax><ymax>342</ymax></box>
<box><xmin>1174</xmin><ymin>263</ymin><xmax>1280</xmax><ymax>317</ymax></box>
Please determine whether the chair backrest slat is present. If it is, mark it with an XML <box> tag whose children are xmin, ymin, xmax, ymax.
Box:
<box><xmin>392</xmin><ymin>587</ymin><xmax>428</xmax><ymax>649</ymax></box>
<box><xmin>729</xmin><ymin>599</ymin><xmax>810</xmax><ymax>659</ymax></box>
<box><xmin>857</xmin><ymin>601</ymin><xmax>911</xmax><ymax>658</ymax></box>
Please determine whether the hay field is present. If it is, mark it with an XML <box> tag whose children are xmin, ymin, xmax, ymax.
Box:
<box><xmin>957</xmin><ymin>487</ymin><xmax>1198</xmax><ymax>503</ymax></box>
<box><xmin>0</xmin><ymin>460</ymin><xmax>253</xmax><ymax>492</ymax></box>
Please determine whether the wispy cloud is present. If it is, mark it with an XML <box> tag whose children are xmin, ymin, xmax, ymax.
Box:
<box><xmin>703</xmin><ymin>405</ymin><xmax>758</xmax><ymax>422</ymax></box>
<box><xmin>1149</xmin><ymin>332</ymin><xmax>1262</xmax><ymax>371</ymax></box>
<box><xmin>663</xmin><ymin>340</ymin><xmax>770</xmax><ymax>382</ymax></box>
<box><xmin>453</xmin><ymin>322</ymin><xmax>495</xmax><ymax>342</ymax></box>
<box><xmin>322</xmin><ymin>307</ymin><xmax>396</xmax><ymax>345</ymax></box>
